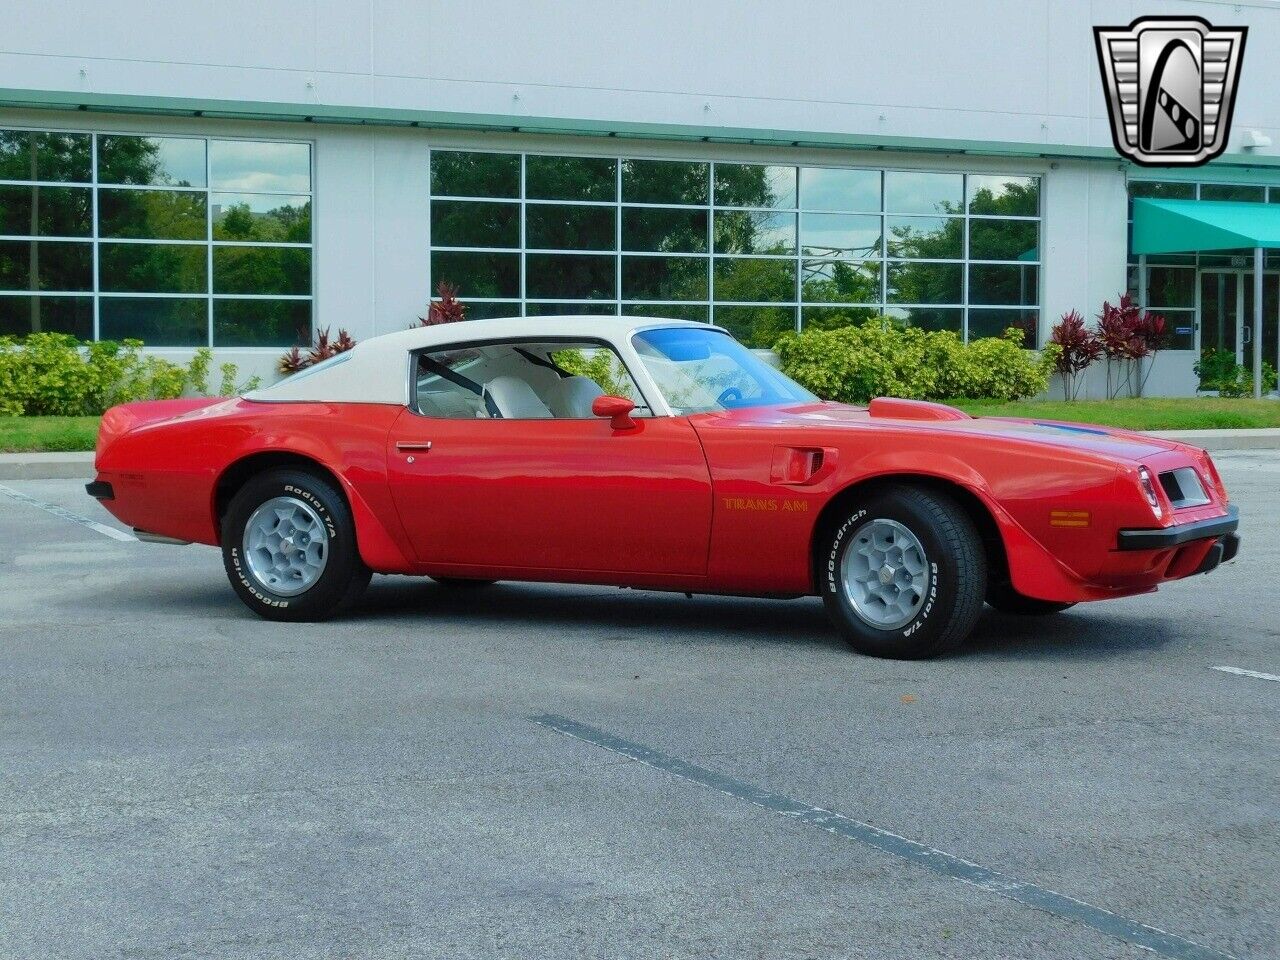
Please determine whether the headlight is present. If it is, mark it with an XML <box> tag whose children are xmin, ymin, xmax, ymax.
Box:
<box><xmin>1138</xmin><ymin>466</ymin><xmax>1163</xmax><ymax>519</ymax></box>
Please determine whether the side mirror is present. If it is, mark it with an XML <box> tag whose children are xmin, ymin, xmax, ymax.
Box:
<box><xmin>592</xmin><ymin>394</ymin><xmax>638</xmax><ymax>431</ymax></box>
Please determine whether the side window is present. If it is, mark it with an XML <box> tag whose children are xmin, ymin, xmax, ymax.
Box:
<box><xmin>414</xmin><ymin>348</ymin><xmax>489</xmax><ymax>418</ymax></box>
<box><xmin>548</xmin><ymin>346</ymin><xmax>647</xmax><ymax>410</ymax></box>
<box><xmin>414</xmin><ymin>340</ymin><xmax>650</xmax><ymax>419</ymax></box>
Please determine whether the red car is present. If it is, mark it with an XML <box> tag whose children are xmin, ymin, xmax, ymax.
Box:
<box><xmin>87</xmin><ymin>317</ymin><xmax>1239</xmax><ymax>659</ymax></box>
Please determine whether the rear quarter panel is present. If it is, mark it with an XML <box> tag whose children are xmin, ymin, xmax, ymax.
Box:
<box><xmin>95</xmin><ymin>401</ymin><xmax>411</xmax><ymax>569</ymax></box>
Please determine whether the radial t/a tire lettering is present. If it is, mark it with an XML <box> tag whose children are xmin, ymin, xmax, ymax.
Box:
<box><xmin>221</xmin><ymin>468</ymin><xmax>371</xmax><ymax>622</ymax></box>
<box><xmin>821</xmin><ymin>487</ymin><xmax>986</xmax><ymax>659</ymax></box>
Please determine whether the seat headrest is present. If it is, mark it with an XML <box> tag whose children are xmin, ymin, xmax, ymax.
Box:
<box><xmin>547</xmin><ymin>375</ymin><xmax>606</xmax><ymax>418</ymax></box>
<box><xmin>483</xmin><ymin>376</ymin><xmax>553</xmax><ymax>419</ymax></box>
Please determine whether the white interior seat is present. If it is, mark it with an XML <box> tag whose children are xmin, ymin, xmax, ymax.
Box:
<box><xmin>546</xmin><ymin>375</ymin><xmax>605</xmax><ymax>418</ymax></box>
<box><xmin>482</xmin><ymin>376</ymin><xmax>553</xmax><ymax>419</ymax></box>
<box><xmin>519</xmin><ymin>364</ymin><xmax>562</xmax><ymax>406</ymax></box>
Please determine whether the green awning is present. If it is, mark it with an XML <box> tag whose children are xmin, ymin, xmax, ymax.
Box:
<box><xmin>1132</xmin><ymin>198</ymin><xmax>1280</xmax><ymax>255</ymax></box>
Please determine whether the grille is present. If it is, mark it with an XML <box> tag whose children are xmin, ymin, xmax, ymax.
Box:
<box><xmin>1159</xmin><ymin>467</ymin><xmax>1211</xmax><ymax>509</ymax></box>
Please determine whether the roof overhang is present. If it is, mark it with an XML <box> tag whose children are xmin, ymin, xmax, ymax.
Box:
<box><xmin>1131</xmin><ymin>198</ymin><xmax>1280</xmax><ymax>254</ymax></box>
<box><xmin>5</xmin><ymin>85</ymin><xmax>1280</xmax><ymax>169</ymax></box>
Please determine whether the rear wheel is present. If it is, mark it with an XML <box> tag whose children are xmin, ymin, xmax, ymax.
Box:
<box><xmin>821</xmin><ymin>487</ymin><xmax>986</xmax><ymax>659</ymax></box>
<box><xmin>221</xmin><ymin>468</ymin><xmax>370</xmax><ymax>622</ymax></box>
<box><xmin>986</xmin><ymin>582</ymin><xmax>1075</xmax><ymax>615</ymax></box>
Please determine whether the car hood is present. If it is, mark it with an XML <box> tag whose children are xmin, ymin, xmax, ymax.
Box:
<box><xmin>696</xmin><ymin>401</ymin><xmax>1187</xmax><ymax>464</ymax></box>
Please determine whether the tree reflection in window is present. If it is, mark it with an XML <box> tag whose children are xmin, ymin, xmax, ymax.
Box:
<box><xmin>0</xmin><ymin>130</ymin><xmax>312</xmax><ymax>343</ymax></box>
<box><xmin>426</xmin><ymin>151</ymin><xmax>1040</xmax><ymax>347</ymax></box>
<box><xmin>214</xmin><ymin>195</ymin><xmax>311</xmax><ymax>243</ymax></box>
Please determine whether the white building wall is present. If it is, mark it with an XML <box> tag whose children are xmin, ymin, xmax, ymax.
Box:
<box><xmin>3</xmin><ymin>0</ymin><xmax>1280</xmax><ymax>162</ymax></box>
<box><xmin>6</xmin><ymin>0</ymin><xmax>1280</xmax><ymax>394</ymax></box>
<box><xmin>0</xmin><ymin>109</ymin><xmax>441</xmax><ymax>384</ymax></box>
<box><xmin>1039</xmin><ymin>163</ymin><xmax>1119</xmax><ymax>353</ymax></box>
<box><xmin>370</xmin><ymin>132</ymin><xmax>433</xmax><ymax>339</ymax></box>
<box><xmin>0</xmin><ymin>106</ymin><xmax>1132</xmax><ymax>390</ymax></box>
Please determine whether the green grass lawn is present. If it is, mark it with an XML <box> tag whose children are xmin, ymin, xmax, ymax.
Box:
<box><xmin>952</xmin><ymin>398</ymin><xmax>1280</xmax><ymax>431</ymax></box>
<box><xmin>0</xmin><ymin>416</ymin><xmax>101</xmax><ymax>453</ymax></box>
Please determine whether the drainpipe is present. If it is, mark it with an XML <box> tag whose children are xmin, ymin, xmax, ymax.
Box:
<box><xmin>1255</xmin><ymin>247</ymin><xmax>1264</xmax><ymax>399</ymax></box>
<box><xmin>1137</xmin><ymin>255</ymin><xmax>1147</xmax><ymax>399</ymax></box>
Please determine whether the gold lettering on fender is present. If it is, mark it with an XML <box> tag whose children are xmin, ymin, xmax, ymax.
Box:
<box><xmin>722</xmin><ymin>497</ymin><xmax>809</xmax><ymax>513</ymax></box>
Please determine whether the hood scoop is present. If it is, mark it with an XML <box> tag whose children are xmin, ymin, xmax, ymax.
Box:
<box><xmin>867</xmin><ymin>397</ymin><xmax>971</xmax><ymax>422</ymax></box>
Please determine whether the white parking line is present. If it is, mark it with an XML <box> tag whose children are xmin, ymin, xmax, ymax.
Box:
<box><xmin>1211</xmin><ymin>665</ymin><xmax>1280</xmax><ymax>683</ymax></box>
<box><xmin>0</xmin><ymin>483</ymin><xmax>137</xmax><ymax>542</ymax></box>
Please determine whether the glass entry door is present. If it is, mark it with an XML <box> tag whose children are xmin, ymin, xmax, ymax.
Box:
<box><xmin>1199</xmin><ymin>270</ymin><xmax>1279</xmax><ymax>370</ymax></box>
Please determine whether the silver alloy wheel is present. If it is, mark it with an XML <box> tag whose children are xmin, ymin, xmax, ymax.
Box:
<box><xmin>840</xmin><ymin>518</ymin><xmax>929</xmax><ymax>630</ymax></box>
<box><xmin>242</xmin><ymin>496</ymin><xmax>329</xmax><ymax>597</ymax></box>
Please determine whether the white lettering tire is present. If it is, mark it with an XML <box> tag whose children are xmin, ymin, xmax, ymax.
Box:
<box><xmin>821</xmin><ymin>487</ymin><xmax>986</xmax><ymax>659</ymax></box>
<box><xmin>221</xmin><ymin>468</ymin><xmax>371</xmax><ymax>622</ymax></box>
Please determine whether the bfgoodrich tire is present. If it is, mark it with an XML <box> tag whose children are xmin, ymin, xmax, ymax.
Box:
<box><xmin>221</xmin><ymin>468</ymin><xmax>371</xmax><ymax>622</ymax></box>
<box><xmin>821</xmin><ymin>487</ymin><xmax>986</xmax><ymax>659</ymax></box>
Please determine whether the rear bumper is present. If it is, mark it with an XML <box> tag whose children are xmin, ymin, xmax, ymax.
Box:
<box><xmin>1116</xmin><ymin>505</ymin><xmax>1239</xmax><ymax>551</ymax></box>
<box><xmin>1191</xmin><ymin>532</ymin><xmax>1241</xmax><ymax>576</ymax></box>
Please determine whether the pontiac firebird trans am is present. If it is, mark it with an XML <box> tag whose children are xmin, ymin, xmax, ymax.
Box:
<box><xmin>86</xmin><ymin>317</ymin><xmax>1240</xmax><ymax>659</ymax></box>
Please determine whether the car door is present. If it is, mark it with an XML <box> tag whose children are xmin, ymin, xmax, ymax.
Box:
<box><xmin>386</xmin><ymin>342</ymin><xmax>713</xmax><ymax>576</ymax></box>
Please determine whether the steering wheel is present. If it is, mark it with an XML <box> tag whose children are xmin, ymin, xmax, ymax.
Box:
<box><xmin>717</xmin><ymin>386</ymin><xmax>744</xmax><ymax>406</ymax></box>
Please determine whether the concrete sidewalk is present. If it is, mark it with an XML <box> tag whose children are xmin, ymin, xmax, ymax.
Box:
<box><xmin>1153</xmin><ymin>428</ymin><xmax>1280</xmax><ymax>450</ymax></box>
<box><xmin>3</xmin><ymin>428</ymin><xmax>1279</xmax><ymax>481</ymax></box>
<box><xmin>0</xmin><ymin>452</ymin><xmax>97</xmax><ymax>481</ymax></box>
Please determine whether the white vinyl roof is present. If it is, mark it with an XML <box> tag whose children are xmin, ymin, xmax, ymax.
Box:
<box><xmin>246</xmin><ymin>315</ymin><xmax>713</xmax><ymax>405</ymax></box>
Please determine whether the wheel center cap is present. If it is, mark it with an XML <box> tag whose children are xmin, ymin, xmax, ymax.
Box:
<box><xmin>878</xmin><ymin>564</ymin><xmax>895</xmax><ymax>585</ymax></box>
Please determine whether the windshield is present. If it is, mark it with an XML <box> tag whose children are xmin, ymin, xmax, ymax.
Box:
<box><xmin>631</xmin><ymin>327</ymin><xmax>817</xmax><ymax>414</ymax></box>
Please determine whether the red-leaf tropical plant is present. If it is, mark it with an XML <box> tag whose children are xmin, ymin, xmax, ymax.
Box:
<box><xmin>276</xmin><ymin>327</ymin><xmax>358</xmax><ymax>376</ymax></box>
<box><xmin>1131</xmin><ymin>309</ymin><xmax>1168</xmax><ymax>397</ymax></box>
<box><xmin>333</xmin><ymin>328</ymin><xmax>357</xmax><ymax>354</ymax></box>
<box><xmin>1048</xmin><ymin>309</ymin><xmax>1102</xmax><ymax>400</ymax></box>
<box><xmin>418</xmin><ymin>281</ymin><xmax>467</xmax><ymax>326</ymax></box>
<box><xmin>1095</xmin><ymin>294</ymin><xmax>1167</xmax><ymax>398</ymax></box>
<box><xmin>307</xmin><ymin>326</ymin><xmax>336</xmax><ymax>366</ymax></box>
<box><xmin>277</xmin><ymin>346</ymin><xmax>308</xmax><ymax>375</ymax></box>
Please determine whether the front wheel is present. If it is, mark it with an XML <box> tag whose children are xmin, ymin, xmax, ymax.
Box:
<box><xmin>821</xmin><ymin>487</ymin><xmax>986</xmax><ymax>659</ymax></box>
<box><xmin>221</xmin><ymin>468</ymin><xmax>371</xmax><ymax>622</ymax></box>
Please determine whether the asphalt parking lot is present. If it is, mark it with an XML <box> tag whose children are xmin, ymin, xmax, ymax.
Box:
<box><xmin>1</xmin><ymin>453</ymin><xmax>1277</xmax><ymax>960</ymax></box>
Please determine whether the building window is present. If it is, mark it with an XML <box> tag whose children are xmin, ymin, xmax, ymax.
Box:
<box><xmin>0</xmin><ymin>128</ymin><xmax>313</xmax><ymax>346</ymax></box>
<box><xmin>428</xmin><ymin>150</ymin><xmax>1041</xmax><ymax>347</ymax></box>
<box><xmin>1127</xmin><ymin>179</ymin><xmax>1280</xmax><ymax>352</ymax></box>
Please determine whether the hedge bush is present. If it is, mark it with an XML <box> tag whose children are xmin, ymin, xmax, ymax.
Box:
<box><xmin>774</xmin><ymin>320</ymin><xmax>1058</xmax><ymax>403</ymax></box>
<box><xmin>1195</xmin><ymin>347</ymin><xmax>1279</xmax><ymax>397</ymax></box>
<box><xmin>0</xmin><ymin>334</ymin><xmax>258</xmax><ymax>417</ymax></box>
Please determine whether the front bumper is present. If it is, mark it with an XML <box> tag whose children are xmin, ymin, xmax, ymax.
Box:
<box><xmin>85</xmin><ymin>479</ymin><xmax>114</xmax><ymax>501</ymax></box>
<box><xmin>1116</xmin><ymin>505</ymin><xmax>1239</xmax><ymax>551</ymax></box>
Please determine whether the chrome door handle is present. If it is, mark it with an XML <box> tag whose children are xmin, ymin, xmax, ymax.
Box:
<box><xmin>396</xmin><ymin>441</ymin><xmax>433</xmax><ymax>451</ymax></box>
